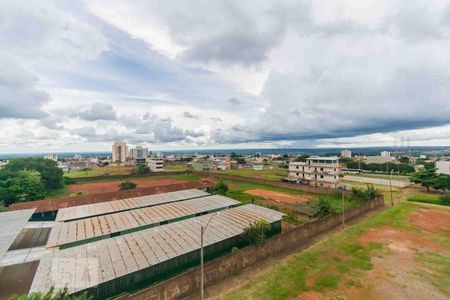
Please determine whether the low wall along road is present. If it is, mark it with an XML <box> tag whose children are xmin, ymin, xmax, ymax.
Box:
<box><xmin>120</xmin><ymin>198</ymin><xmax>384</xmax><ymax>300</ymax></box>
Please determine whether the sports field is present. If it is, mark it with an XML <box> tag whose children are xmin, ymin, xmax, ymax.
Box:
<box><xmin>216</xmin><ymin>202</ymin><xmax>450</xmax><ymax>300</ymax></box>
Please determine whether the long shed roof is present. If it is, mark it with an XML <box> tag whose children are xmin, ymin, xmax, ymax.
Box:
<box><xmin>0</xmin><ymin>209</ymin><xmax>35</xmax><ymax>260</ymax></box>
<box><xmin>47</xmin><ymin>195</ymin><xmax>240</xmax><ymax>248</ymax></box>
<box><xmin>55</xmin><ymin>189</ymin><xmax>209</xmax><ymax>222</ymax></box>
<box><xmin>30</xmin><ymin>204</ymin><xmax>284</xmax><ymax>295</ymax></box>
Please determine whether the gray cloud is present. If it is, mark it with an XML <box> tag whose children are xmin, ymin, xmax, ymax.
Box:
<box><xmin>0</xmin><ymin>59</ymin><xmax>50</xmax><ymax>119</ymax></box>
<box><xmin>227</xmin><ymin>97</ymin><xmax>241</xmax><ymax>105</ymax></box>
<box><xmin>182</xmin><ymin>111</ymin><xmax>199</xmax><ymax>119</ymax></box>
<box><xmin>77</xmin><ymin>103</ymin><xmax>117</xmax><ymax>121</ymax></box>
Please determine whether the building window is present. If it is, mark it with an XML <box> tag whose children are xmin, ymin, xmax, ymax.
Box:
<box><xmin>334</xmin><ymin>176</ymin><xmax>336</xmax><ymax>179</ymax></box>
<box><xmin>320</xmin><ymin>175</ymin><xmax>324</xmax><ymax>178</ymax></box>
<box><xmin>320</xmin><ymin>168</ymin><xmax>323</xmax><ymax>171</ymax></box>
<box><xmin>296</xmin><ymin>166</ymin><xmax>299</xmax><ymax>169</ymax></box>
<box><xmin>296</xmin><ymin>173</ymin><xmax>299</xmax><ymax>176</ymax></box>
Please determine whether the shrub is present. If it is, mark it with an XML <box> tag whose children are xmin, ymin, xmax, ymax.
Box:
<box><xmin>119</xmin><ymin>181</ymin><xmax>137</xmax><ymax>190</ymax></box>
<box><xmin>207</xmin><ymin>180</ymin><xmax>229</xmax><ymax>195</ymax></box>
<box><xmin>351</xmin><ymin>185</ymin><xmax>380</xmax><ymax>201</ymax></box>
<box><xmin>440</xmin><ymin>194</ymin><xmax>450</xmax><ymax>206</ymax></box>
<box><xmin>314</xmin><ymin>196</ymin><xmax>333</xmax><ymax>219</ymax></box>
<box><xmin>242</xmin><ymin>219</ymin><xmax>271</xmax><ymax>246</ymax></box>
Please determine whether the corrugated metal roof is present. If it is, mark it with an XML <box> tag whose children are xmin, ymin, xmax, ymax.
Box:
<box><xmin>30</xmin><ymin>204</ymin><xmax>284</xmax><ymax>295</ymax></box>
<box><xmin>55</xmin><ymin>189</ymin><xmax>209</xmax><ymax>222</ymax></box>
<box><xmin>47</xmin><ymin>195</ymin><xmax>240</xmax><ymax>248</ymax></box>
<box><xmin>0</xmin><ymin>209</ymin><xmax>35</xmax><ymax>260</ymax></box>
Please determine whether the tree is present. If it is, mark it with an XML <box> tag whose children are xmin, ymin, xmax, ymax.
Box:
<box><xmin>1</xmin><ymin>170</ymin><xmax>46</xmax><ymax>205</ymax></box>
<box><xmin>119</xmin><ymin>181</ymin><xmax>137</xmax><ymax>190</ymax></box>
<box><xmin>399</xmin><ymin>156</ymin><xmax>410</xmax><ymax>164</ymax></box>
<box><xmin>133</xmin><ymin>164</ymin><xmax>150</xmax><ymax>175</ymax></box>
<box><xmin>242</xmin><ymin>219</ymin><xmax>271</xmax><ymax>246</ymax></box>
<box><xmin>430</xmin><ymin>174</ymin><xmax>450</xmax><ymax>193</ymax></box>
<box><xmin>208</xmin><ymin>181</ymin><xmax>229</xmax><ymax>195</ymax></box>
<box><xmin>410</xmin><ymin>169</ymin><xmax>437</xmax><ymax>192</ymax></box>
<box><xmin>314</xmin><ymin>196</ymin><xmax>333</xmax><ymax>219</ymax></box>
<box><xmin>5</xmin><ymin>158</ymin><xmax>64</xmax><ymax>191</ymax></box>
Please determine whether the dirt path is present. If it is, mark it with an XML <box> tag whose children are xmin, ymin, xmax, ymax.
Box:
<box><xmin>68</xmin><ymin>177</ymin><xmax>187</xmax><ymax>195</ymax></box>
<box><xmin>187</xmin><ymin>206</ymin><xmax>386</xmax><ymax>300</ymax></box>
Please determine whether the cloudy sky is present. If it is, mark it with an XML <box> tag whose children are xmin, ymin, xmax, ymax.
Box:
<box><xmin>1</xmin><ymin>0</ymin><xmax>450</xmax><ymax>153</ymax></box>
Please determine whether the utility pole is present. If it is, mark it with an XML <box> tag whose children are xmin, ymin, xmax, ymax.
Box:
<box><xmin>200</xmin><ymin>213</ymin><xmax>219</xmax><ymax>300</ymax></box>
<box><xmin>341</xmin><ymin>189</ymin><xmax>345</xmax><ymax>229</ymax></box>
<box><xmin>390</xmin><ymin>169</ymin><xmax>394</xmax><ymax>206</ymax></box>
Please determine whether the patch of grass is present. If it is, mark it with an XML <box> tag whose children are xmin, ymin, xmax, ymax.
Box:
<box><xmin>407</xmin><ymin>194</ymin><xmax>446</xmax><ymax>206</ymax></box>
<box><xmin>217</xmin><ymin>168</ymin><xmax>288</xmax><ymax>181</ymax></box>
<box><xmin>64</xmin><ymin>166</ymin><xmax>133</xmax><ymax>178</ymax></box>
<box><xmin>414</xmin><ymin>251</ymin><xmax>450</xmax><ymax>295</ymax></box>
<box><xmin>313</xmin><ymin>273</ymin><xmax>340</xmax><ymax>291</ymax></box>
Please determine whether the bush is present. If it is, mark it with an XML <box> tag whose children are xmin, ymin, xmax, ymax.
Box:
<box><xmin>351</xmin><ymin>185</ymin><xmax>380</xmax><ymax>201</ymax></box>
<box><xmin>440</xmin><ymin>194</ymin><xmax>450</xmax><ymax>206</ymax></box>
<box><xmin>119</xmin><ymin>181</ymin><xmax>137</xmax><ymax>190</ymax></box>
<box><xmin>242</xmin><ymin>219</ymin><xmax>271</xmax><ymax>246</ymax></box>
<box><xmin>207</xmin><ymin>181</ymin><xmax>229</xmax><ymax>195</ymax></box>
<box><xmin>63</xmin><ymin>177</ymin><xmax>77</xmax><ymax>185</ymax></box>
<box><xmin>133</xmin><ymin>164</ymin><xmax>150</xmax><ymax>175</ymax></box>
<box><xmin>314</xmin><ymin>196</ymin><xmax>333</xmax><ymax>219</ymax></box>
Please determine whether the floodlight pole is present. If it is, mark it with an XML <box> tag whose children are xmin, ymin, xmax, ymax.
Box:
<box><xmin>200</xmin><ymin>213</ymin><xmax>218</xmax><ymax>300</ymax></box>
<box><xmin>390</xmin><ymin>169</ymin><xmax>394</xmax><ymax>206</ymax></box>
<box><xmin>341</xmin><ymin>188</ymin><xmax>345</xmax><ymax>229</ymax></box>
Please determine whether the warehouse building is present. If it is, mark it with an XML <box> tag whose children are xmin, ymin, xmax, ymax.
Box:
<box><xmin>56</xmin><ymin>188</ymin><xmax>209</xmax><ymax>222</ymax></box>
<box><xmin>47</xmin><ymin>195</ymin><xmax>240</xmax><ymax>249</ymax></box>
<box><xmin>30</xmin><ymin>204</ymin><xmax>284</xmax><ymax>299</ymax></box>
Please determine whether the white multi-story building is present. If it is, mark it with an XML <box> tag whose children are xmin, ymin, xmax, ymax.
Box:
<box><xmin>129</xmin><ymin>146</ymin><xmax>148</xmax><ymax>164</ymax></box>
<box><xmin>288</xmin><ymin>156</ymin><xmax>340</xmax><ymax>188</ymax></box>
<box><xmin>44</xmin><ymin>154</ymin><xmax>58</xmax><ymax>161</ymax></box>
<box><xmin>147</xmin><ymin>159</ymin><xmax>164</xmax><ymax>172</ymax></box>
<box><xmin>380</xmin><ymin>151</ymin><xmax>391</xmax><ymax>158</ymax></box>
<box><xmin>436</xmin><ymin>160</ymin><xmax>450</xmax><ymax>175</ymax></box>
<box><xmin>112</xmin><ymin>141</ymin><xmax>127</xmax><ymax>164</ymax></box>
<box><xmin>341</xmin><ymin>150</ymin><xmax>352</xmax><ymax>158</ymax></box>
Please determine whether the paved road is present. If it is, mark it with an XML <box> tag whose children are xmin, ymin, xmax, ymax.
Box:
<box><xmin>343</xmin><ymin>175</ymin><xmax>411</xmax><ymax>187</ymax></box>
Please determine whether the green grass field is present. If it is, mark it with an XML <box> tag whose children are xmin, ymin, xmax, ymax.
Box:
<box><xmin>217</xmin><ymin>202</ymin><xmax>450</xmax><ymax>300</ymax></box>
<box><xmin>355</xmin><ymin>173</ymin><xmax>410</xmax><ymax>181</ymax></box>
<box><xmin>217</xmin><ymin>168</ymin><xmax>288</xmax><ymax>181</ymax></box>
<box><xmin>407</xmin><ymin>194</ymin><xmax>449</xmax><ymax>206</ymax></box>
<box><xmin>64</xmin><ymin>166</ymin><xmax>133</xmax><ymax>178</ymax></box>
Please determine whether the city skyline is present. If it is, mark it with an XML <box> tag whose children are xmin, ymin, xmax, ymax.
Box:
<box><xmin>2</xmin><ymin>0</ymin><xmax>450</xmax><ymax>153</ymax></box>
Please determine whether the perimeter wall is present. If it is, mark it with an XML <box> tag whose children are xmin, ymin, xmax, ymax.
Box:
<box><xmin>119</xmin><ymin>197</ymin><xmax>384</xmax><ymax>300</ymax></box>
<box><xmin>194</xmin><ymin>171</ymin><xmax>331</xmax><ymax>194</ymax></box>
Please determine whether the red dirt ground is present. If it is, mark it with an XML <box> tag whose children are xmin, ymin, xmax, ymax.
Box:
<box><xmin>296</xmin><ymin>207</ymin><xmax>450</xmax><ymax>300</ymax></box>
<box><xmin>410</xmin><ymin>208</ymin><xmax>450</xmax><ymax>234</ymax></box>
<box><xmin>68</xmin><ymin>177</ymin><xmax>187</xmax><ymax>195</ymax></box>
<box><xmin>245</xmin><ymin>189</ymin><xmax>313</xmax><ymax>204</ymax></box>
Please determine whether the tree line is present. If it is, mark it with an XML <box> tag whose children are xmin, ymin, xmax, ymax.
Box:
<box><xmin>0</xmin><ymin>158</ymin><xmax>64</xmax><ymax>206</ymax></box>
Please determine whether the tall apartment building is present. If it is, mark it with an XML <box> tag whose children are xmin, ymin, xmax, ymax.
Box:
<box><xmin>129</xmin><ymin>146</ymin><xmax>148</xmax><ymax>164</ymax></box>
<box><xmin>380</xmin><ymin>151</ymin><xmax>391</xmax><ymax>158</ymax></box>
<box><xmin>340</xmin><ymin>149</ymin><xmax>352</xmax><ymax>158</ymax></box>
<box><xmin>112</xmin><ymin>141</ymin><xmax>127</xmax><ymax>164</ymax></box>
<box><xmin>288</xmin><ymin>156</ymin><xmax>340</xmax><ymax>188</ymax></box>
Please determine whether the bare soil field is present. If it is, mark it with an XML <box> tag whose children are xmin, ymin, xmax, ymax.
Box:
<box><xmin>245</xmin><ymin>189</ymin><xmax>313</xmax><ymax>204</ymax></box>
<box><xmin>68</xmin><ymin>177</ymin><xmax>187</xmax><ymax>195</ymax></box>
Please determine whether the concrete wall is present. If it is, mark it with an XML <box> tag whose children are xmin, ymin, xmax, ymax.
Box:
<box><xmin>120</xmin><ymin>198</ymin><xmax>384</xmax><ymax>300</ymax></box>
<box><xmin>194</xmin><ymin>171</ymin><xmax>331</xmax><ymax>194</ymax></box>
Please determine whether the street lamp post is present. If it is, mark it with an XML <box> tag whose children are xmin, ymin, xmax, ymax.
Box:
<box><xmin>389</xmin><ymin>169</ymin><xmax>394</xmax><ymax>206</ymax></box>
<box><xmin>341</xmin><ymin>189</ymin><xmax>345</xmax><ymax>229</ymax></box>
<box><xmin>200</xmin><ymin>213</ymin><xmax>219</xmax><ymax>300</ymax></box>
